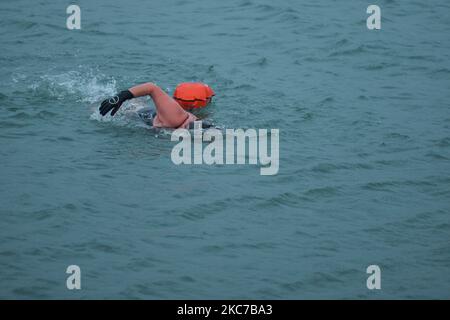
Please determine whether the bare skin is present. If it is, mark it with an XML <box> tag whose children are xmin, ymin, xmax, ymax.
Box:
<box><xmin>129</xmin><ymin>82</ymin><xmax>197</xmax><ymax>129</ymax></box>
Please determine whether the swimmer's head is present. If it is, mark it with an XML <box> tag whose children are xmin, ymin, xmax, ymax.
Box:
<box><xmin>173</xmin><ymin>82</ymin><xmax>215</xmax><ymax>110</ymax></box>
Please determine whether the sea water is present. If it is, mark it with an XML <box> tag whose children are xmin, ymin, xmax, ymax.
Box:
<box><xmin>0</xmin><ymin>0</ymin><xmax>449</xmax><ymax>299</ymax></box>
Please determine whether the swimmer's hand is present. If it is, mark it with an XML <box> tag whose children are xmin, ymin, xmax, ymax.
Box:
<box><xmin>99</xmin><ymin>90</ymin><xmax>134</xmax><ymax>116</ymax></box>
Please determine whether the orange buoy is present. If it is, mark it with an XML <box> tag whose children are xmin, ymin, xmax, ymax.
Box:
<box><xmin>173</xmin><ymin>82</ymin><xmax>215</xmax><ymax>110</ymax></box>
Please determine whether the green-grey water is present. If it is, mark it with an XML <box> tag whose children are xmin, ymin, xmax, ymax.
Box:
<box><xmin>1</xmin><ymin>0</ymin><xmax>449</xmax><ymax>299</ymax></box>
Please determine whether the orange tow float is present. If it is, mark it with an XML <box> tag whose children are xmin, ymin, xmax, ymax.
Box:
<box><xmin>173</xmin><ymin>82</ymin><xmax>215</xmax><ymax>110</ymax></box>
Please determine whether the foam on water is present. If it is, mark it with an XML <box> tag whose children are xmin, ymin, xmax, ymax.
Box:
<box><xmin>31</xmin><ymin>69</ymin><xmax>117</xmax><ymax>103</ymax></box>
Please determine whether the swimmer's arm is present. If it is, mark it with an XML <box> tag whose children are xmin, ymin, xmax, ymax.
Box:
<box><xmin>128</xmin><ymin>82</ymin><xmax>156</xmax><ymax>98</ymax></box>
<box><xmin>99</xmin><ymin>82</ymin><xmax>154</xmax><ymax>117</ymax></box>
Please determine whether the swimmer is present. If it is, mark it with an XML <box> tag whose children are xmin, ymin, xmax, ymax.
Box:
<box><xmin>99</xmin><ymin>82</ymin><xmax>215</xmax><ymax>129</ymax></box>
